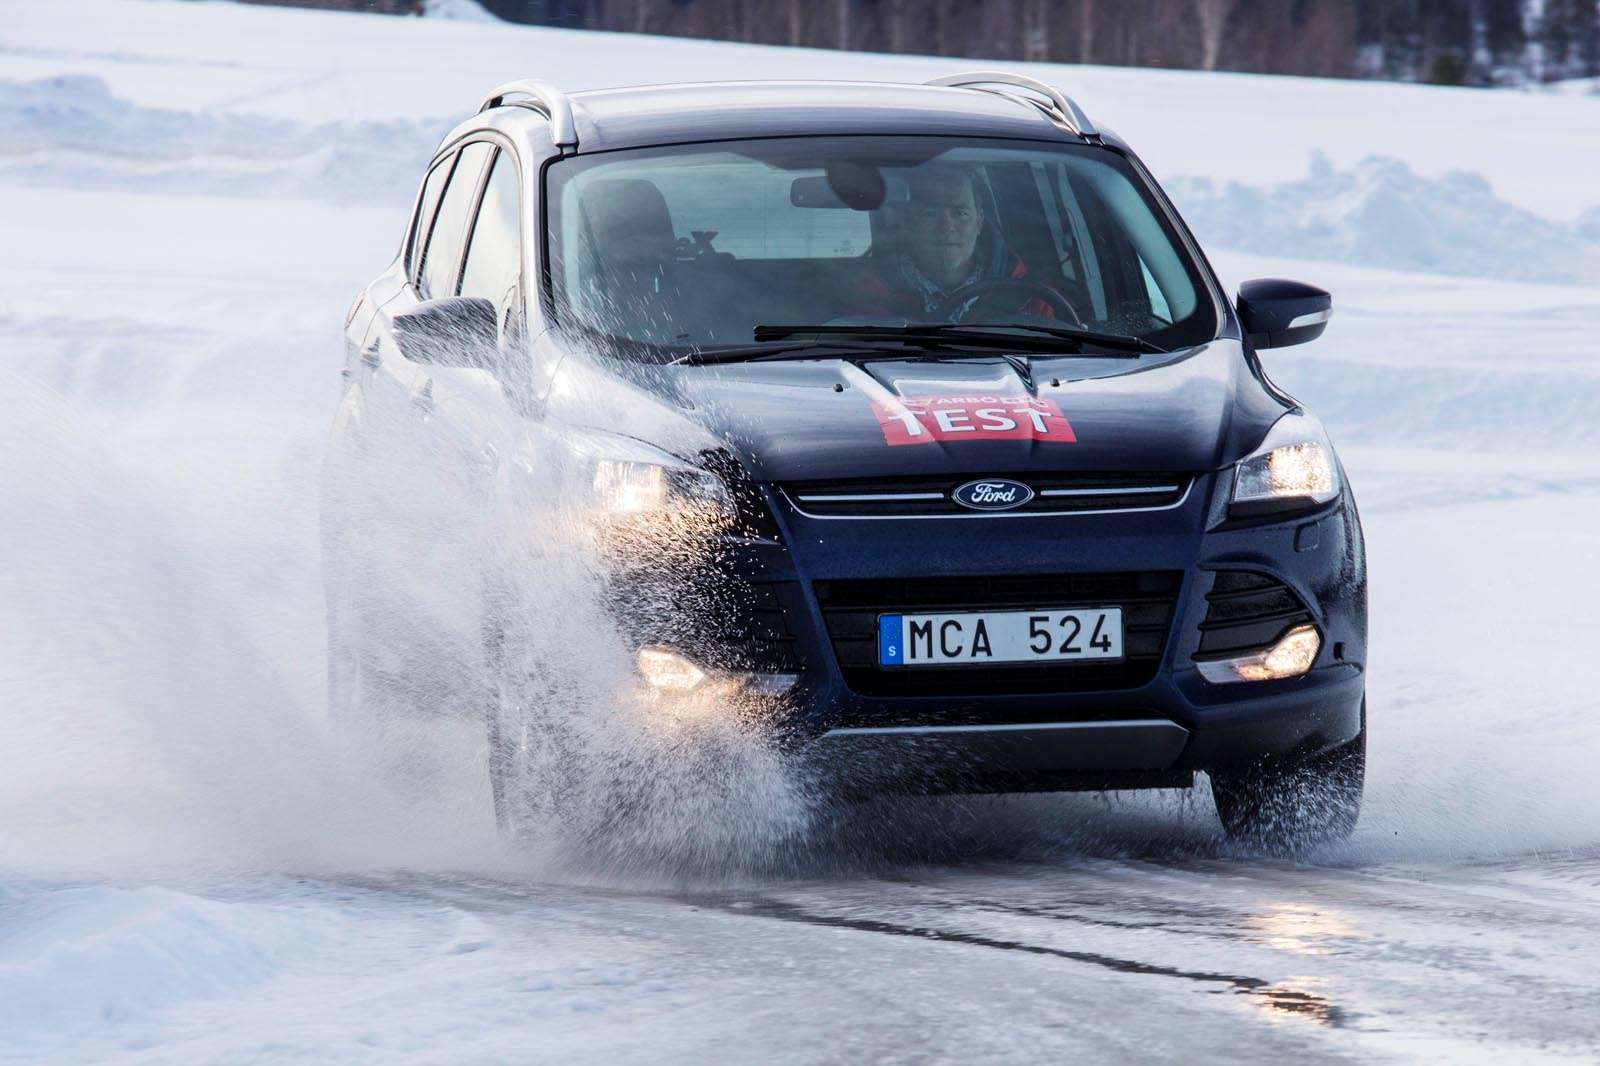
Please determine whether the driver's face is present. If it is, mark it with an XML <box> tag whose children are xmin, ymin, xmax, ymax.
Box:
<box><xmin>905</xmin><ymin>173</ymin><xmax>981</xmax><ymax>281</ymax></box>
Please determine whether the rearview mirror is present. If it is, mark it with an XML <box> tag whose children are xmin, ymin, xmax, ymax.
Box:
<box><xmin>791</xmin><ymin>164</ymin><xmax>905</xmax><ymax>211</ymax></box>
<box><xmin>393</xmin><ymin>296</ymin><xmax>498</xmax><ymax>369</ymax></box>
<box><xmin>1236</xmin><ymin>279</ymin><xmax>1331</xmax><ymax>350</ymax></box>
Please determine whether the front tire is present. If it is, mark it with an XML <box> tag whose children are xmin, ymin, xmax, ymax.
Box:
<box><xmin>1210</xmin><ymin>701</ymin><xmax>1366</xmax><ymax>850</ymax></box>
<box><xmin>483</xmin><ymin>612</ymin><xmax>574</xmax><ymax>844</ymax></box>
<box><xmin>485</xmin><ymin>637</ymin><xmax>538</xmax><ymax>840</ymax></box>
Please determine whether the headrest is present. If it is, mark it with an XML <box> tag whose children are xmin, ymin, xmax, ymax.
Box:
<box><xmin>580</xmin><ymin>178</ymin><xmax>677</xmax><ymax>271</ymax></box>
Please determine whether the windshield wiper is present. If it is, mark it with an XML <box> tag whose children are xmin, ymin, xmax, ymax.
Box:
<box><xmin>935</xmin><ymin>323</ymin><xmax>1170</xmax><ymax>355</ymax></box>
<box><xmin>673</xmin><ymin>323</ymin><xmax>1167</xmax><ymax>366</ymax></box>
<box><xmin>751</xmin><ymin>323</ymin><xmax>1165</xmax><ymax>356</ymax></box>
<box><xmin>670</xmin><ymin>339</ymin><xmax>906</xmax><ymax>366</ymax></box>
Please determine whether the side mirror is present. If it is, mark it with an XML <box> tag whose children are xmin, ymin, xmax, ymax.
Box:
<box><xmin>1236</xmin><ymin>279</ymin><xmax>1331</xmax><ymax>350</ymax></box>
<box><xmin>393</xmin><ymin>296</ymin><xmax>498</xmax><ymax>369</ymax></box>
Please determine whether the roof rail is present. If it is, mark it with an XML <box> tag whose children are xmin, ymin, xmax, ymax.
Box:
<box><xmin>923</xmin><ymin>71</ymin><xmax>1098</xmax><ymax>141</ymax></box>
<box><xmin>477</xmin><ymin>80</ymin><xmax>577</xmax><ymax>148</ymax></box>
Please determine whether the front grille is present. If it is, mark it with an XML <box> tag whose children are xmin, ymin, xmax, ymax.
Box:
<box><xmin>1195</xmin><ymin>570</ymin><xmax>1314</xmax><ymax>657</ymax></box>
<box><xmin>783</xmin><ymin>472</ymin><xmax>1190</xmax><ymax>517</ymax></box>
<box><xmin>815</xmin><ymin>571</ymin><xmax>1182</xmax><ymax>696</ymax></box>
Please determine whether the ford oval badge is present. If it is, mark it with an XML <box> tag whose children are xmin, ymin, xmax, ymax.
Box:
<box><xmin>951</xmin><ymin>478</ymin><xmax>1035</xmax><ymax>512</ymax></box>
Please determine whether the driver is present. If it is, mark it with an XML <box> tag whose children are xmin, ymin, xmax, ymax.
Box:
<box><xmin>852</xmin><ymin>165</ymin><xmax>1059</xmax><ymax>321</ymax></box>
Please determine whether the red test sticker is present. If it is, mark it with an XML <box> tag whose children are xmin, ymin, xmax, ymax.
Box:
<box><xmin>869</xmin><ymin>394</ymin><xmax>1077</xmax><ymax>446</ymax></box>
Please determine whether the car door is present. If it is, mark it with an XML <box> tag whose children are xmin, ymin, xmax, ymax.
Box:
<box><xmin>337</xmin><ymin>141</ymin><xmax>499</xmax><ymax>689</ymax></box>
<box><xmin>395</xmin><ymin>143</ymin><xmax>536</xmax><ymax>687</ymax></box>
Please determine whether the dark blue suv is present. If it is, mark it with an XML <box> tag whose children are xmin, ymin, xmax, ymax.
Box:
<box><xmin>326</xmin><ymin>72</ymin><xmax>1367</xmax><ymax>847</ymax></box>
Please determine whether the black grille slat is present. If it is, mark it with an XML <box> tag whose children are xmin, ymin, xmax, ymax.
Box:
<box><xmin>1198</xmin><ymin>591</ymin><xmax>1305</xmax><ymax>626</ymax></box>
<box><xmin>815</xmin><ymin>571</ymin><xmax>1182</xmax><ymax>608</ymax></box>
<box><xmin>785</xmin><ymin>472</ymin><xmax>1190</xmax><ymax>517</ymax></box>
<box><xmin>1208</xmin><ymin>571</ymin><xmax>1281</xmax><ymax>594</ymax></box>
<box><xmin>815</xmin><ymin>571</ymin><xmax>1182</xmax><ymax>698</ymax></box>
<box><xmin>1194</xmin><ymin>570</ymin><xmax>1314</xmax><ymax>658</ymax></box>
<box><xmin>1197</xmin><ymin>618</ymin><xmax>1303</xmax><ymax>655</ymax></box>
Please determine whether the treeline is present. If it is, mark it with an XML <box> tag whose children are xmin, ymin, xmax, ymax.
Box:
<box><xmin>258</xmin><ymin>0</ymin><xmax>1600</xmax><ymax>85</ymax></box>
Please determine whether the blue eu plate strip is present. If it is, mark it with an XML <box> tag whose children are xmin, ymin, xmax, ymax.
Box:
<box><xmin>878</xmin><ymin>615</ymin><xmax>903</xmax><ymax>666</ymax></box>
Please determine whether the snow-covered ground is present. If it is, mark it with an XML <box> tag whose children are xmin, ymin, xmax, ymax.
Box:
<box><xmin>2</xmin><ymin>1</ymin><xmax>1598</xmax><ymax>1061</ymax></box>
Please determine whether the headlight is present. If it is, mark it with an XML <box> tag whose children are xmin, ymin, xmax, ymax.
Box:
<box><xmin>571</xmin><ymin>431</ymin><xmax>734</xmax><ymax>521</ymax></box>
<box><xmin>636</xmin><ymin>645</ymin><xmax>708</xmax><ymax>691</ymax></box>
<box><xmin>592</xmin><ymin>458</ymin><xmax>733</xmax><ymax>517</ymax></box>
<box><xmin>1230</xmin><ymin>412</ymin><xmax>1340</xmax><ymax>516</ymax></box>
<box><xmin>1196</xmin><ymin>624</ymin><xmax>1320</xmax><ymax>683</ymax></box>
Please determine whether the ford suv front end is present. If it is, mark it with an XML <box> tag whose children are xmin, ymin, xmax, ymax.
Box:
<box><xmin>326</xmin><ymin>73</ymin><xmax>1367</xmax><ymax>849</ymax></box>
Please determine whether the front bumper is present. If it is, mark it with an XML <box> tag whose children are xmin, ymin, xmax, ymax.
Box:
<box><xmin>657</xmin><ymin>470</ymin><xmax>1367</xmax><ymax>792</ymax></box>
<box><xmin>801</xmin><ymin>672</ymin><xmax>1365</xmax><ymax>794</ymax></box>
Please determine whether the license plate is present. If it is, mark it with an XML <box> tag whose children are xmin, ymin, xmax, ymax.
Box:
<box><xmin>878</xmin><ymin>607</ymin><xmax>1124</xmax><ymax>667</ymax></box>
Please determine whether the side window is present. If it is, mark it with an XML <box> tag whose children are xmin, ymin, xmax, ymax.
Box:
<box><xmin>418</xmin><ymin>141</ymin><xmax>493</xmax><ymax>300</ymax></box>
<box><xmin>460</xmin><ymin>148</ymin><xmax>522</xmax><ymax>315</ymax></box>
<box><xmin>1139</xmin><ymin>258</ymin><xmax>1173</xmax><ymax>322</ymax></box>
<box><xmin>406</xmin><ymin>154</ymin><xmax>455</xmax><ymax>284</ymax></box>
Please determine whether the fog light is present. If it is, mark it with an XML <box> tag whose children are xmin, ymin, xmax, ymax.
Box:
<box><xmin>1197</xmin><ymin>624</ymin><xmax>1321</xmax><ymax>684</ymax></box>
<box><xmin>637</xmin><ymin>646</ymin><xmax>706</xmax><ymax>691</ymax></box>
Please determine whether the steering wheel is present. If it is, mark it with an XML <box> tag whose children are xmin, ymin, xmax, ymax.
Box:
<box><xmin>934</xmin><ymin>277</ymin><xmax>1084</xmax><ymax>327</ymax></box>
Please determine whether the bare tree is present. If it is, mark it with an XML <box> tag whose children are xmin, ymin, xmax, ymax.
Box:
<box><xmin>1077</xmin><ymin>0</ymin><xmax>1098</xmax><ymax>62</ymax></box>
<box><xmin>1022</xmin><ymin>0</ymin><xmax>1052</xmax><ymax>61</ymax></box>
<box><xmin>1193</xmin><ymin>0</ymin><xmax>1238</xmax><ymax>69</ymax></box>
<box><xmin>787</xmin><ymin>0</ymin><xmax>805</xmax><ymax>46</ymax></box>
<box><xmin>886</xmin><ymin>0</ymin><xmax>910</xmax><ymax>53</ymax></box>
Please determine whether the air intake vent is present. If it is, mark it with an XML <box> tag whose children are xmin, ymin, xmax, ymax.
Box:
<box><xmin>1195</xmin><ymin>570</ymin><xmax>1314</xmax><ymax>657</ymax></box>
<box><xmin>784</xmin><ymin>472</ymin><xmax>1190</xmax><ymax>518</ymax></box>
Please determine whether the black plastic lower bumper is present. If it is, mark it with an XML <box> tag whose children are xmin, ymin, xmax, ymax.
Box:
<box><xmin>797</xmin><ymin>668</ymin><xmax>1364</xmax><ymax>793</ymax></box>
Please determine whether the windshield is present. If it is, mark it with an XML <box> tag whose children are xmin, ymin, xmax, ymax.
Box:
<box><xmin>544</xmin><ymin>136</ymin><xmax>1218</xmax><ymax>357</ymax></box>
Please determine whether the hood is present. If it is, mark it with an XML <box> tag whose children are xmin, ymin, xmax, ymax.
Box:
<box><xmin>546</xmin><ymin>341</ymin><xmax>1291</xmax><ymax>483</ymax></box>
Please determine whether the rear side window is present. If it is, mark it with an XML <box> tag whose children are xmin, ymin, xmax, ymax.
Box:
<box><xmin>406</xmin><ymin>155</ymin><xmax>455</xmax><ymax>282</ymax></box>
<box><xmin>418</xmin><ymin>142</ymin><xmax>493</xmax><ymax>299</ymax></box>
<box><xmin>460</xmin><ymin>148</ymin><xmax>522</xmax><ymax>310</ymax></box>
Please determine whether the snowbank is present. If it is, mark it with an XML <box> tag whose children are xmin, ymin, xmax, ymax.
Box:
<box><xmin>0</xmin><ymin>75</ymin><xmax>444</xmax><ymax>204</ymax></box>
<box><xmin>1169</xmin><ymin>153</ymin><xmax>1600</xmax><ymax>285</ymax></box>
<box><xmin>422</xmin><ymin>0</ymin><xmax>500</xmax><ymax>19</ymax></box>
<box><xmin>0</xmin><ymin>883</ymin><xmax>333</xmax><ymax>1038</ymax></box>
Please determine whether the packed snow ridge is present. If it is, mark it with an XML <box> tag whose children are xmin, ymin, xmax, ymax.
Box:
<box><xmin>0</xmin><ymin>76</ymin><xmax>445</xmax><ymax>204</ymax></box>
<box><xmin>1170</xmin><ymin>152</ymin><xmax>1600</xmax><ymax>285</ymax></box>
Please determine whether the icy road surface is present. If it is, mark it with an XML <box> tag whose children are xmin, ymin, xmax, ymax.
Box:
<box><xmin>8</xmin><ymin>854</ymin><xmax>1600</xmax><ymax>1063</ymax></box>
<box><xmin>3</xmin><ymin>2</ymin><xmax>1599</xmax><ymax>1062</ymax></box>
